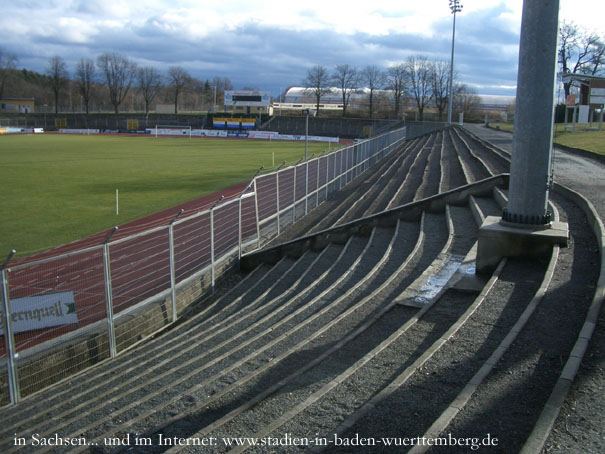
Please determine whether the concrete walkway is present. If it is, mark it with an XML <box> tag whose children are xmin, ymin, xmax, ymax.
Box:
<box><xmin>464</xmin><ymin>123</ymin><xmax>605</xmax><ymax>454</ymax></box>
<box><xmin>464</xmin><ymin>123</ymin><xmax>604</xmax><ymax>222</ymax></box>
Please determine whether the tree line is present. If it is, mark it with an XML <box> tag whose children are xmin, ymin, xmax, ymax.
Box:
<box><xmin>303</xmin><ymin>56</ymin><xmax>479</xmax><ymax>121</ymax></box>
<box><xmin>303</xmin><ymin>20</ymin><xmax>604</xmax><ymax>120</ymax></box>
<box><xmin>1</xmin><ymin>20</ymin><xmax>603</xmax><ymax>118</ymax></box>
<box><xmin>0</xmin><ymin>50</ymin><xmax>233</xmax><ymax>115</ymax></box>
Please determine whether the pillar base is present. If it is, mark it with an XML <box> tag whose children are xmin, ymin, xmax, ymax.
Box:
<box><xmin>477</xmin><ymin>216</ymin><xmax>569</xmax><ymax>274</ymax></box>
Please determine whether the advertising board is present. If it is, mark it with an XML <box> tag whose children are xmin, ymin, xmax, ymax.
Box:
<box><xmin>1</xmin><ymin>291</ymin><xmax>78</xmax><ymax>334</ymax></box>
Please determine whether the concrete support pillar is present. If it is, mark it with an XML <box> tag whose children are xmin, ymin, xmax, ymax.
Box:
<box><xmin>477</xmin><ymin>0</ymin><xmax>568</xmax><ymax>273</ymax></box>
<box><xmin>502</xmin><ymin>0</ymin><xmax>559</xmax><ymax>226</ymax></box>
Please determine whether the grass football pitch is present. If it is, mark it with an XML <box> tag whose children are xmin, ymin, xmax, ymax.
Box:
<box><xmin>489</xmin><ymin>122</ymin><xmax>605</xmax><ymax>156</ymax></box>
<box><xmin>0</xmin><ymin>134</ymin><xmax>333</xmax><ymax>258</ymax></box>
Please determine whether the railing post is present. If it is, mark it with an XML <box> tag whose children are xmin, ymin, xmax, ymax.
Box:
<box><xmin>316</xmin><ymin>156</ymin><xmax>320</xmax><ymax>207</ymax></box>
<box><xmin>169</xmin><ymin>209</ymin><xmax>184</xmax><ymax>322</ymax></box>
<box><xmin>254</xmin><ymin>178</ymin><xmax>261</xmax><ymax>248</ymax></box>
<box><xmin>325</xmin><ymin>154</ymin><xmax>329</xmax><ymax>200</ymax></box>
<box><xmin>305</xmin><ymin>158</ymin><xmax>309</xmax><ymax>215</ymax></box>
<box><xmin>293</xmin><ymin>164</ymin><xmax>297</xmax><ymax>222</ymax></box>
<box><xmin>305</xmin><ymin>154</ymin><xmax>314</xmax><ymax>216</ymax></box>
<box><xmin>275</xmin><ymin>161</ymin><xmax>285</xmax><ymax>235</ymax></box>
<box><xmin>1</xmin><ymin>250</ymin><xmax>20</xmax><ymax>404</ymax></box>
<box><xmin>210</xmin><ymin>207</ymin><xmax>215</xmax><ymax>292</ymax></box>
<box><xmin>210</xmin><ymin>196</ymin><xmax>224</xmax><ymax>293</ymax></box>
<box><xmin>103</xmin><ymin>227</ymin><xmax>118</xmax><ymax>358</ymax></box>
<box><xmin>342</xmin><ymin>150</ymin><xmax>349</xmax><ymax>186</ymax></box>
<box><xmin>348</xmin><ymin>147</ymin><xmax>355</xmax><ymax>182</ymax></box>
<box><xmin>238</xmin><ymin>195</ymin><xmax>243</xmax><ymax>259</ymax></box>
<box><xmin>339</xmin><ymin>150</ymin><xmax>343</xmax><ymax>189</ymax></box>
<box><xmin>333</xmin><ymin>153</ymin><xmax>337</xmax><ymax>192</ymax></box>
<box><xmin>292</xmin><ymin>158</ymin><xmax>302</xmax><ymax>222</ymax></box>
<box><xmin>346</xmin><ymin>148</ymin><xmax>350</xmax><ymax>183</ymax></box>
<box><xmin>276</xmin><ymin>171</ymin><xmax>281</xmax><ymax>235</ymax></box>
<box><xmin>238</xmin><ymin>166</ymin><xmax>263</xmax><ymax>256</ymax></box>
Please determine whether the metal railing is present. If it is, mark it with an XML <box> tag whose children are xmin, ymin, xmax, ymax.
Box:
<box><xmin>0</xmin><ymin>126</ymin><xmax>407</xmax><ymax>405</ymax></box>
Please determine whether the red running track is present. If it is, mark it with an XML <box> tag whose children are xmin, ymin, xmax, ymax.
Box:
<box><xmin>2</xmin><ymin>145</ymin><xmax>360</xmax><ymax>357</ymax></box>
<box><xmin>2</xmin><ymin>179</ymin><xmax>252</xmax><ymax>355</ymax></box>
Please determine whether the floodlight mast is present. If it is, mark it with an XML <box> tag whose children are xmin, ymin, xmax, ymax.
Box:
<box><xmin>447</xmin><ymin>0</ymin><xmax>463</xmax><ymax>124</ymax></box>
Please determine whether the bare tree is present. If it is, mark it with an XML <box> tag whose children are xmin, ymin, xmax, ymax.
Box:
<box><xmin>75</xmin><ymin>58</ymin><xmax>96</xmax><ymax>115</ymax></box>
<box><xmin>138</xmin><ymin>67</ymin><xmax>163</xmax><ymax>115</ymax></box>
<box><xmin>0</xmin><ymin>47</ymin><xmax>17</xmax><ymax>101</ymax></box>
<box><xmin>332</xmin><ymin>64</ymin><xmax>358</xmax><ymax>117</ymax></box>
<box><xmin>559</xmin><ymin>21</ymin><xmax>605</xmax><ymax>97</ymax></box>
<box><xmin>453</xmin><ymin>83</ymin><xmax>480</xmax><ymax>118</ymax></box>
<box><xmin>211</xmin><ymin>76</ymin><xmax>233</xmax><ymax>106</ymax></box>
<box><xmin>168</xmin><ymin>66</ymin><xmax>191</xmax><ymax>114</ymax></box>
<box><xmin>303</xmin><ymin>65</ymin><xmax>331</xmax><ymax>114</ymax></box>
<box><xmin>362</xmin><ymin>65</ymin><xmax>385</xmax><ymax>119</ymax></box>
<box><xmin>404</xmin><ymin>55</ymin><xmax>433</xmax><ymax>121</ymax></box>
<box><xmin>97</xmin><ymin>53</ymin><xmax>137</xmax><ymax>114</ymax></box>
<box><xmin>47</xmin><ymin>56</ymin><xmax>69</xmax><ymax>114</ymax></box>
<box><xmin>430</xmin><ymin>60</ymin><xmax>452</xmax><ymax>121</ymax></box>
<box><xmin>385</xmin><ymin>63</ymin><xmax>407</xmax><ymax>118</ymax></box>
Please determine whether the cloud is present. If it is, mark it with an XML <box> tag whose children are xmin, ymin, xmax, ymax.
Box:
<box><xmin>0</xmin><ymin>1</ymin><xmax>529</xmax><ymax>96</ymax></box>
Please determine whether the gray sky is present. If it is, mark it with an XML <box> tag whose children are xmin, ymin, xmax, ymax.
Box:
<box><xmin>1</xmin><ymin>0</ymin><xmax>602</xmax><ymax>97</ymax></box>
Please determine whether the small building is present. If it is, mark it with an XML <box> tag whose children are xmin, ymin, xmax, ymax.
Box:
<box><xmin>561</xmin><ymin>73</ymin><xmax>605</xmax><ymax>130</ymax></box>
<box><xmin>0</xmin><ymin>97</ymin><xmax>35</xmax><ymax>113</ymax></box>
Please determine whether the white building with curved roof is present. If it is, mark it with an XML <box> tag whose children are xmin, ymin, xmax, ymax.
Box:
<box><xmin>280</xmin><ymin>86</ymin><xmax>514</xmax><ymax>113</ymax></box>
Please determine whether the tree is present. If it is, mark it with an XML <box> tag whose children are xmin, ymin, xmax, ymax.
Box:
<box><xmin>362</xmin><ymin>65</ymin><xmax>385</xmax><ymax>119</ymax></box>
<box><xmin>138</xmin><ymin>67</ymin><xmax>162</xmax><ymax>115</ymax></box>
<box><xmin>97</xmin><ymin>53</ymin><xmax>137</xmax><ymax>114</ymax></box>
<box><xmin>168</xmin><ymin>66</ymin><xmax>190</xmax><ymax>114</ymax></box>
<box><xmin>0</xmin><ymin>47</ymin><xmax>17</xmax><ymax>101</ymax></box>
<box><xmin>303</xmin><ymin>65</ymin><xmax>331</xmax><ymax>114</ymax></box>
<box><xmin>47</xmin><ymin>56</ymin><xmax>69</xmax><ymax>114</ymax></box>
<box><xmin>404</xmin><ymin>55</ymin><xmax>433</xmax><ymax>121</ymax></box>
<box><xmin>385</xmin><ymin>63</ymin><xmax>407</xmax><ymax>118</ymax></box>
<box><xmin>203</xmin><ymin>79</ymin><xmax>212</xmax><ymax>105</ymax></box>
<box><xmin>211</xmin><ymin>76</ymin><xmax>233</xmax><ymax>106</ymax></box>
<box><xmin>453</xmin><ymin>83</ymin><xmax>480</xmax><ymax>118</ymax></box>
<box><xmin>559</xmin><ymin>21</ymin><xmax>605</xmax><ymax>97</ymax></box>
<box><xmin>430</xmin><ymin>60</ymin><xmax>451</xmax><ymax>121</ymax></box>
<box><xmin>332</xmin><ymin>64</ymin><xmax>358</xmax><ymax>117</ymax></box>
<box><xmin>75</xmin><ymin>58</ymin><xmax>96</xmax><ymax>115</ymax></box>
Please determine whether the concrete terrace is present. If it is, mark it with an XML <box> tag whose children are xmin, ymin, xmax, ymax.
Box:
<box><xmin>0</xmin><ymin>124</ymin><xmax>602</xmax><ymax>454</ymax></box>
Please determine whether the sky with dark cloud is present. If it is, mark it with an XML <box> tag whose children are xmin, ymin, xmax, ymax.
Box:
<box><xmin>1</xmin><ymin>0</ymin><xmax>602</xmax><ymax>98</ymax></box>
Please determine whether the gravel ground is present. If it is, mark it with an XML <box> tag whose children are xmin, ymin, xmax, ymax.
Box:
<box><xmin>465</xmin><ymin>124</ymin><xmax>605</xmax><ymax>454</ymax></box>
<box><xmin>332</xmin><ymin>256</ymin><xmax>548</xmax><ymax>454</ymax></box>
<box><xmin>448</xmin><ymin>128</ymin><xmax>492</xmax><ymax>182</ymax></box>
<box><xmin>440</xmin><ymin>131</ymin><xmax>468</xmax><ymax>191</ymax></box>
<box><xmin>426</xmin><ymin>193</ymin><xmax>598</xmax><ymax>453</ymax></box>
<box><xmin>1</xmin><ymin>125</ymin><xmax>600</xmax><ymax>454</ymax></box>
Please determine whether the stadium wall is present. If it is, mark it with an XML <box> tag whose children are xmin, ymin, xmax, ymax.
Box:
<box><xmin>1</xmin><ymin>113</ymin><xmax>407</xmax><ymax>139</ymax></box>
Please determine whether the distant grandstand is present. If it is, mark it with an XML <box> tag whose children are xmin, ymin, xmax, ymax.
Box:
<box><xmin>280</xmin><ymin>87</ymin><xmax>514</xmax><ymax>113</ymax></box>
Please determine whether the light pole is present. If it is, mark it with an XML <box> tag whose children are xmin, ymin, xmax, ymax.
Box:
<box><xmin>447</xmin><ymin>0</ymin><xmax>462</xmax><ymax>124</ymax></box>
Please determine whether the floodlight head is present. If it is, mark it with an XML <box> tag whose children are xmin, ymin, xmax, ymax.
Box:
<box><xmin>449</xmin><ymin>0</ymin><xmax>462</xmax><ymax>13</ymax></box>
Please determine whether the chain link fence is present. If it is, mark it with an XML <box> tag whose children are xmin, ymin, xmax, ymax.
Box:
<box><xmin>0</xmin><ymin>126</ymin><xmax>408</xmax><ymax>405</ymax></box>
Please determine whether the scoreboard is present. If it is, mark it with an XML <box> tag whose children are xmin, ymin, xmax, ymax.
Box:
<box><xmin>224</xmin><ymin>90</ymin><xmax>270</xmax><ymax>107</ymax></box>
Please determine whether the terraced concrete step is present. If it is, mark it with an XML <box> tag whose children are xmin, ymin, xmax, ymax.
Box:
<box><xmin>1</xmin><ymin>126</ymin><xmax>596</xmax><ymax>454</ymax></box>
<box><xmin>428</xmin><ymin>193</ymin><xmax>599</xmax><ymax>453</ymax></box>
